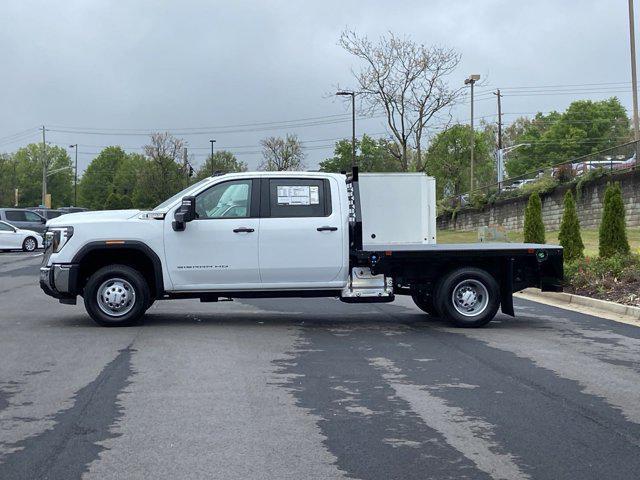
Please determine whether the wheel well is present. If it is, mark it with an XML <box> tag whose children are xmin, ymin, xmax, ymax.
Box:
<box><xmin>76</xmin><ymin>248</ymin><xmax>160</xmax><ymax>297</ymax></box>
<box><xmin>400</xmin><ymin>258</ymin><xmax>509</xmax><ymax>294</ymax></box>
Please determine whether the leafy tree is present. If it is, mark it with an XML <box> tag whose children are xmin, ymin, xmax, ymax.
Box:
<box><xmin>558</xmin><ymin>190</ymin><xmax>584</xmax><ymax>261</ymax></box>
<box><xmin>113</xmin><ymin>153</ymin><xmax>147</xmax><ymax>198</ymax></box>
<box><xmin>319</xmin><ymin>135</ymin><xmax>402</xmax><ymax>173</ymax></box>
<box><xmin>505</xmin><ymin>98</ymin><xmax>630</xmax><ymax>177</ymax></box>
<box><xmin>599</xmin><ymin>183</ymin><xmax>629</xmax><ymax>258</ymax></box>
<box><xmin>195</xmin><ymin>150</ymin><xmax>247</xmax><ymax>180</ymax></box>
<box><xmin>259</xmin><ymin>134</ymin><xmax>305</xmax><ymax>171</ymax></box>
<box><xmin>79</xmin><ymin>146</ymin><xmax>127</xmax><ymax>209</ymax></box>
<box><xmin>524</xmin><ymin>192</ymin><xmax>545</xmax><ymax>243</ymax></box>
<box><xmin>0</xmin><ymin>154</ymin><xmax>17</xmax><ymax>207</ymax></box>
<box><xmin>424</xmin><ymin>124</ymin><xmax>495</xmax><ymax>199</ymax></box>
<box><xmin>11</xmin><ymin>144</ymin><xmax>73</xmax><ymax>208</ymax></box>
<box><xmin>104</xmin><ymin>192</ymin><xmax>133</xmax><ymax>210</ymax></box>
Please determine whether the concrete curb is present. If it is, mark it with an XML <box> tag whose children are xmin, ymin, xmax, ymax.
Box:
<box><xmin>515</xmin><ymin>288</ymin><xmax>640</xmax><ymax>326</ymax></box>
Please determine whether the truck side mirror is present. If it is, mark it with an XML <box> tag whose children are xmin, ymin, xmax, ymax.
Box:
<box><xmin>172</xmin><ymin>196</ymin><xmax>196</xmax><ymax>231</ymax></box>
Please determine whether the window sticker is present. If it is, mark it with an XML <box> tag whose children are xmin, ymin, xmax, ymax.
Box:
<box><xmin>309</xmin><ymin>186</ymin><xmax>319</xmax><ymax>204</ymax></box>
<box><xmin>277</xmin><ymin>185</ymin><xmax>320</xmax><ymax>205</ymax></box>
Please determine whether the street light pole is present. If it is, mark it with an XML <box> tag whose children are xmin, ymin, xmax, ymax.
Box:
<box><xmin>629</xmin><ymin>0</ymin><xmax>639</xmax><ymax>141</ymax></box>
<box><xmin>465</xmin><ymin>75</ymin><xmax>480</xmax><ymax>191</ymax></box>
<box><xmin>209</xmin><ymin>139</ymin><xmax>216</xmax><ymax>176</ymax></box>
<box><xmin>336</xmin><ymin>90</ymin><xmax>356</xmax><ymax>169</ymax></box>
<box><xmin>41</xmin><ymin>126</ymin><xmax>47</xmax><ymax>207</ymax></box>
<box><xmin>497</xmin><ymin>143</ymin><xmax>530</xmax><ymax>190</ymax></box>
<box><xmin>69</xmin><ymin>144</ymin><xmax>78</xmax><ymax>206</ymax></box>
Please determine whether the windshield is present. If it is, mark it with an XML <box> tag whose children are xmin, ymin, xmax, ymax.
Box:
<box><xmin>153</xmin><ymin>178</ymin><xmax>212</xmax><ymax>211</ymax></box>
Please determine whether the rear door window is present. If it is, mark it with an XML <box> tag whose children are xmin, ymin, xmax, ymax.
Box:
<box><xmin>5</xmin><ymin>210</ymin><xmax>26</xmax><ymax>222</ymax></box>
<box><xmin>264</xmin><ymin>179</ymin><xmax>331</xmax><ymax>218</ymax></box>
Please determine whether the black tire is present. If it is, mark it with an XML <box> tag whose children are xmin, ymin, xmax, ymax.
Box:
<box><xmin>22</xmin><ymin>237</ymin><xmax>37</xmax><ymax>252</ymax></box>
<box><xmin>83</xmin><ymin>264</ymin><xmax>150</xmax><ymax>327</ymax></box>
<box><xmin>434</xmin><ymin>267</ymin><xmax>500</xmax><ymax>328</ymax></box>
<box><xmin>411</xmin><ymin>291</ymin><xmax>438</xmax><ymax>316</ymax></box>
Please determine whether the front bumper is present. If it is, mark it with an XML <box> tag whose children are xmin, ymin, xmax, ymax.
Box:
<box><xmin>40</xmin><ymin>264</ymin><xmax>80</xmax><ymax>301</ymax></box>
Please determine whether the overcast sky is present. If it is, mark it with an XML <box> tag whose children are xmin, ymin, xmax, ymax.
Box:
<box><xmin>0</xmin><ymin>0</ymin><xmax>636</xmax><ymax>172</ymax></box>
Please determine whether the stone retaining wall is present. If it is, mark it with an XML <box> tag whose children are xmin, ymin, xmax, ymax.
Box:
<box><xmin>437</xmin><ymin>170</ymin><xmax>640</xmax><ymax>232</ymax></box>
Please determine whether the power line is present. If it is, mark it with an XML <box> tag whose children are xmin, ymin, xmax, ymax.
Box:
<box><xmin>46</xmin><ymin>113</ymin><xmax>386</xmax><ymax>136</ymax></box>
<box><xmin>0</xmin><ymin>128</ymin><xmax>41</xmax><ymax>147</ymax></box>
<box><xmin>0</xmin><ymin>126</ymin><xmax>40</xmax><ymax>142</ymax></box>
<box><xmin>46</xmin><ymin>112</ymin><xmax>355</xmax><ymax>132</ymax></box>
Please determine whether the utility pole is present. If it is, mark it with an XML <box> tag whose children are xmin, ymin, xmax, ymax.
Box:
<box><xmin>69</xmin><ymin>144</ymin><xmax>78</xmax><ymax>206</ymax></box>
<box><xmin>465</xmin><ymin>75</ymin><xmax>480</xmax><ymax>191</ymax></box>
<box><xmin>209</xmin><ymin>139</ymin><xmax>216</xmax><ymax>175</ymax></box>
<box><xmin>494</xmin><ymin>89</ymin><xmax>503</xmax><ymax>150</ymax></box>
<box><xmin>494</xmin><ymin>90</ymin><xmax>504</xmax><ymax>189</ymax></box>
<box><xmin>41</xmin><ymin>126</ymin><xmax>47</xmax><ymax>207</ymax></box>
<box><xmin>630</xmin><ymin>0</ymin><xmax>639</xmax><ymax>141</ymax></box>
<box><xmin>336</xmin><ymin>90</ymin><xmax>357</xmax><ymax>168</ymax></box>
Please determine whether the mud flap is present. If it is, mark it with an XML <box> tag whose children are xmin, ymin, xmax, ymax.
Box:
<box><xmin>501</xmin><ymin>258</ymin><xmax>515</xmax><ymax>317</ymax></box>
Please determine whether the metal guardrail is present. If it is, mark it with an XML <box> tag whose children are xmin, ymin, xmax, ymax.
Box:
<box><xmin>442</xmin><ymin>140</ymin><xmax>640</xmax><ymax>208</ymax></box>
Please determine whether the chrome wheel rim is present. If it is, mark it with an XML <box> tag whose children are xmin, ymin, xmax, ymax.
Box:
<box><xmin>97</xmin><ymin>278</ymin><xmax>136</xmax><ymax>317</ymax></box>
<box><xmin>25</xmin><ymin>238</ymin><xmax>36</xmax><ymax>251</ymax></box>
<box><xmin>451</xmin><ymin>279</ymin><xmax>489</xmax><ymax>317</ymax></box>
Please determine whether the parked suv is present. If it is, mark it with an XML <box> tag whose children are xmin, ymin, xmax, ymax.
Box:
<box><xmin>0</xmin><ymin>208</ymin><xmax>47</xmax><ymax>234</ymax></box>
<box><xmin>31</xmin><ymin>208</ymin><xmax>65</xmax><ymax>220</ymax></box>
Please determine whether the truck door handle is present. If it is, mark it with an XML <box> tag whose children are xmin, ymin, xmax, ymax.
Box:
<box><xmin>233</xmin><ymin>227</ymin><xmax>255</xmax><ymax>233</ymax></box>
<box><xmin>317</xmin><ymin>226</ymin><xmax>338</xmax><ymax>232</ymax></box>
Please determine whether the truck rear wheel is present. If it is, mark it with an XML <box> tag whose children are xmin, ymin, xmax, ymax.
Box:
<box><xmin>83</xmin><ymin>264</ymin><xmax>150</xmax><ymax>327</ymax></box>
<box><xmin>434</xmin><ymin>268</ymin><xmax>500</xmax><ymax>328</ymax></box>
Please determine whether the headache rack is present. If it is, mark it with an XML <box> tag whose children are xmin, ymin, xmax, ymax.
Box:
<box><xmin>345</xmin><ymin>166</ymin><xmax>363</xmax><ymax>252</ymax></box>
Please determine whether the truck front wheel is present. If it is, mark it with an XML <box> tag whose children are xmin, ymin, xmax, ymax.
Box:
<box><xmin>434</xmin><ymin>268</ymin><xmax>500</xmax><ymax>328</ymax></box>
<box><xmin>83</xmin><ymin>264</ymin><xmax>150</xmax><ymax>327</ymax></box>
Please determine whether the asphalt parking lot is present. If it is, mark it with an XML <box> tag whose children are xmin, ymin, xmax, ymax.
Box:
<box><xmin>1</xmin><ymin>252</ymin><xmax>640</xmax><ymax>480</ymax></box>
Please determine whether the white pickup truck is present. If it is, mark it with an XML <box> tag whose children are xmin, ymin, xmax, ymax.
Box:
<box><xmin>40</xmin><ymin>169</ymin><xmax>563</xmax><ymax>327</ymax></box>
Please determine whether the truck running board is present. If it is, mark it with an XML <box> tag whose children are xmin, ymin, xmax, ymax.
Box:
<box><xmin>340</xmin><ymin>267</ymin><xmax>394</xmax><ymax>303</ymax></box>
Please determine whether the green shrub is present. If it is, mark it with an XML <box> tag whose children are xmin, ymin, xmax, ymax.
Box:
<box><xmin>565</xmin><ymin>254</ymin><xmax>640</xmax><ymax>289</ymax></box>
<box><xmin>558</xmin><ymin>190</ymin><xmax>584</xmax><ymax>261</ymax></box>
<box><xmin>521</xmin><ymin>175</ymin><xmax>558</xmax><ymax>196</ymax></box>
<box><xmin>524</xmin><ymin>192</ymin><xmax>545</xmax><ymax>243</ymax></box>
<box><xmin>599</xmin><ymin>183</ymin><xmax>629</xmax><ymax>258</ymax></box>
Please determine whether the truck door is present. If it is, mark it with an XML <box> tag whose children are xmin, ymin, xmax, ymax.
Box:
<box><xmin>258</xmin><ymin>177</ymin><xmax>346</xmax><ymax>287</ymax></box>
<box><xmin>164</xmin><ymin>178</ymin><xmax>261</xmax><ymax>290</ymax></box>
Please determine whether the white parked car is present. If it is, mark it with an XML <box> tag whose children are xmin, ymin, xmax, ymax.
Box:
<box><xmin>0</xmin><ymin>220</ymin><xmax>43</xmax><ymax>252</ymax></box>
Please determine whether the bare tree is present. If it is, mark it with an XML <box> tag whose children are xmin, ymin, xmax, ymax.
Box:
<box><xmin>339</xmin><ymin>30</ymin><xmax>462</xmax><ymax>171</ymax></box>
<box><xmin>144</xmin><ymin>132</ymin><xmax>184</xmax><ymax>165</ymax></box>
<box><xmin>259</xmin><ymin>134</ymin><xmax>306</xmax><ymax>171</ymax></box>
<box><xmin>142</xmin><ymin>132</ymin><xmax>185</xmax><ymax>201</ymax></box>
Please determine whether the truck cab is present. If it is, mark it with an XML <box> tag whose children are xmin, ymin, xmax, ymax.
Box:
<box><xmin>40</xmin><ymin>171</ymin><xmax>563</xmax><ymax>328</ymax></box>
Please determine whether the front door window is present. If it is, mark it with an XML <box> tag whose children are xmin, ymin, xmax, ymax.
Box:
<box><xmin>195</xmin><ymin>180</ymin><xmax>252</xmax><ymax>219</ymax></box>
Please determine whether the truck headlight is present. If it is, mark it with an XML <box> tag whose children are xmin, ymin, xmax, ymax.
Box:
<box><xmin>46</xmin><ymin>226</ymin><xmax>74</xmax><ymax>253</ymax></box>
